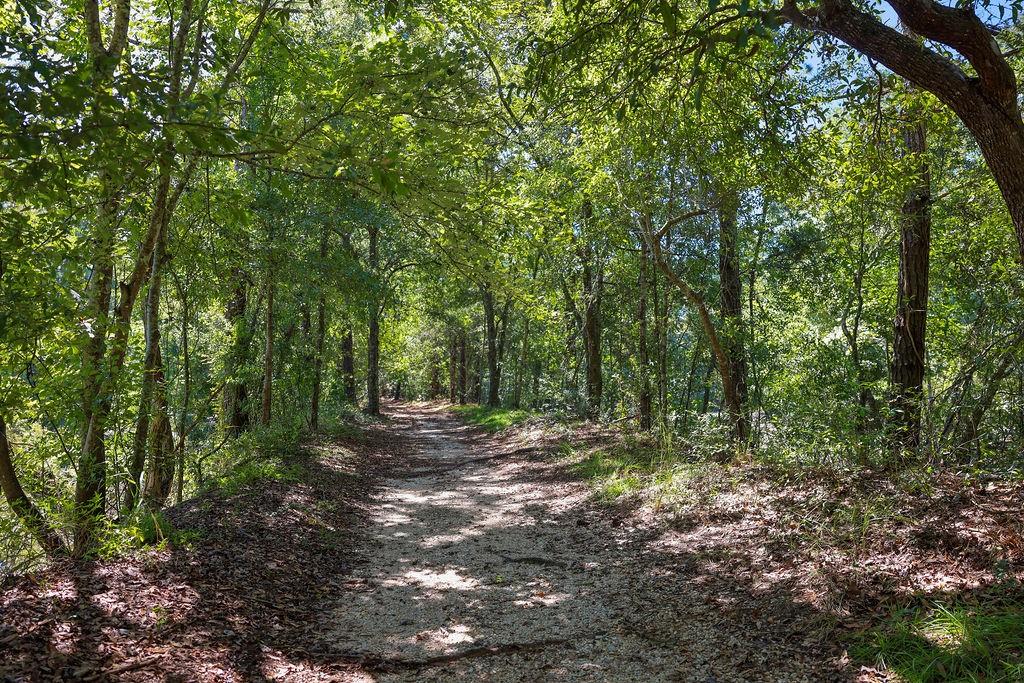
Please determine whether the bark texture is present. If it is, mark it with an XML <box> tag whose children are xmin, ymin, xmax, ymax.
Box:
<box><xmin>889</xmin><ymin>118</ymin><xmax>931</xmax><ymax>451</ymax></box>
<box><xmin>717</xmin><ymin>190</ymin><xmax>750</xmax><ymax>444</ymax></box>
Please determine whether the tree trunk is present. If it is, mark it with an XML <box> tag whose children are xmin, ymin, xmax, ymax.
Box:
<box><xmin>889</xmin><ymin>117</ymin><xmax>931</xmax><ymax>451</ymax></box>
<box><xmin>448</xmin><ymin>332</ymin><xmax>458</xmax><ymax>403</ymax></box>
<box><xmin>73</xmin><ymin>0</ymin><xmax>132</xmax><ymax>557</ymax></box>
<box><xmin>482</xmin><ymin>286</ymin><xmax>501</xmax><ymax>407</ymax></box>
<box><xmin>142</xmin><ymin>224</ymin><xmax>175</xmax><ymax>510</ymax></box>
<box><xmin>560</xmin><ymin>279</ymin><xmax>581</xmax><ymax>398</ymax></box>
<box><xmin>261</xmin><ymin>276</ymin><xmax>274</xmax><ymax>426</ymax></box>
<box><xmin>342</xmin><ymin>327</ymin><xmax>357</xmax><ymax>404</ymax></box>
<box><xmin>580</xmin><ymin>227</ymin><xmax>603</xmax><ymax>421</ymax></box>
<box><xmin>429</xmin><ymin>360</ymin><xmax>442</xmax><ymax>398</ymax></box>
<box><xmin>785</xmin><ymin>0</ymin><xmax>1024</xmax><ymax>265</ymax></box>
<box><xmin>366</xmin><ymin>224</ymin><xmax>381</xmax><ymax>415</ymax></box>
<box><xmin>471</xmin><ymin>337</ymin><xmax>483</xmax><ymax>403</ymax></box>
<box><xmin>968</xmin><ymin>112</ymin><xmax>1024</xmax><ymax>263</ymax></box>
<box><xmin>717</xmin><ymin>188</ymin><xmax>750</xmax><ymax>444</ymax></box>
<box><xmin>642</xmin><ymin>216</ymin><xmax>745</xmax><ymax>454</ymax></box>
<box><xmin>655</xmin><ymin>261</ymin><xmax>669</xmax><ymax>426</ymax></box>
<box><xmin>174</xmin><ymin>276</ymin><xmax>191</xmax><ymax>505</ymax></box>
<box><xmin>960</xmin><ymin>350</ymin><xmax>1016</xmax><ymax>458</ymax></box>
<box><xmin>637</xmin><ymin>232</ymin><xmax>653</xmax><ymax>431</ymax></box>
<box><xmin>142</xmin><ymin>342</ymin><xmax>175</xmax><ymax>510</ymax></box>
<box><xmin>124</xmin><ymin>238</ymin><xmax>165</xmax><ymax>515</ymax></box>
<box><xmin>310</xmin><ymin>230</ymin><xmax>329</xmax><ymax>432</ymax></box>
<box><xmin>222</xmin><ymin>273</ymin><xmax>250</xmax><ymax>434</ymax></box>
<box><xmin>0</xmin><ymin>415</ymin><xmax>66</xmax><ymax>555</ymax></box>
<box><xmin>681</xmin><ymin>340</ymin><xmax>703</xmax><ymax>434</ymax></box>
<box><xmin>512</xmin><ymin>316</ymin><xmax>530</xmax><ymax>410</ymax></box>
<box><xmin>458</xmin><ymin>331</ymin><xmax>468</xmax><ymax>404</ymax></box>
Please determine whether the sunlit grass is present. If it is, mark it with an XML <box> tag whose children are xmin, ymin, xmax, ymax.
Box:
<box><xmin>568</xmin><ymin>436</ymin><xmax>701</xmax><ymax>503</ymax></box>
<box><xmin>451</xmin><ymin>404</ymin><xmax>531</xmax><ymax>431</ymax></box>
<box><xmin>851</xmin><ymin>597</ymin><xmax>1024</xmax><ymax>682</ymax></box>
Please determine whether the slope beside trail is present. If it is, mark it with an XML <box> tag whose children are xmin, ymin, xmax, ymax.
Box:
<box><xmin>0</xmin><ymin>402</ymin><xmax>848</xmax><ymax>682</ymax></box>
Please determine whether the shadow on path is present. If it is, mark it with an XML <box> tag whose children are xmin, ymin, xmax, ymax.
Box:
<box><xmin>1</xmin><ymin>402</ymin><xmax>857</xmax><ymax>682</ymax></box>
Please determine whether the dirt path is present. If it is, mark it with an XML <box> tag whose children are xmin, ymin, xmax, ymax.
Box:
<box><xmin>1</xmin><ymin>403</ymin><xmax>850</xmax><ymax>682</ymax></box>
<box><xmin>320</xmin><ymin>404</ymin><xmax>847</xmax><ymax>682</ymax></box>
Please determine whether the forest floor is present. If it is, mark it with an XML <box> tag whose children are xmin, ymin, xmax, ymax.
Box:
<box><xmin>2</xmin><ymin>402</ymin><xmax>1021</xmax><ymax>682</ymax></box>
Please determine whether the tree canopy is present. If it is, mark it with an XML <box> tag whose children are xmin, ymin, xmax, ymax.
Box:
<box><xmin>2</xmin><ymin>0</ymin><xmax>1023</xmax><ymax>569</ymax></box>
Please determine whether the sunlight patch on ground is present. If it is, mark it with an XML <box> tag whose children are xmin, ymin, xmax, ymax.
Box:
<box><xmin>420</xmin><ymin>533</ymin><xmax>471</xmax><ymax>547</ymax></box>
<box><xmin>386</xmin><ymin>567</ymin><xmax>482</xmax><ymax>591</ymax></box>
<box><xmin>411</xmin><ymin>622</ymin><xmax>477</xmax><ymax>652</ymax></box>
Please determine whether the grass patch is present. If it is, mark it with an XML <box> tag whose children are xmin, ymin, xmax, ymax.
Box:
<box><xmin>95</xmin><ymin>509</ymin><xmax>203</xmax><ymax>558</ymax></box>
<box><xmin>199</xmin><ymin>424</ymin><xmax>305</xmax><ymax>496</ymax></box>
<box><xmin>451</xmin><ymin>404</ymin><xmax>531</xmax><ymax>431</ymax></box>
<box><xmin>211</xmin><ymin>458</ymin><xmax>303</xmax><ymax>496</ymax></box>
<box><xmin>850</xmin><ymin>597</ymin><xmax>1024</xmax><ymax>682</ymax></box>
<box><xmin>570</xmin><ymin>435</ymin><xmax>666</xmax><ymax>502</ymax></box>
<box><xmin>564</xmin><ymin>434</ymin><xmax>738</xmax><ymax>509</ymax></box>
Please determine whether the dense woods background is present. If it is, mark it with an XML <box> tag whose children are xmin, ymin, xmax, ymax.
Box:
<box><xmin>2</xmin><ymin>0</ymin><xmax>1023</xmax><ymax>584</ymax></box>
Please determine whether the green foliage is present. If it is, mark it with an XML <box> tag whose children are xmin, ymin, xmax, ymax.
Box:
<box><xmin>569</xmin><ymin>435</ymin><xmax>667</xmax><ymax>502</ymax></box>
<box><xmin>452</xmin><ymin>404</ymin><xmax>532</xmax><ymax>432</ymax></box>
<box><xmin>202</xmin><ymin>426</ymin><xmax>304</xmax><ymax>496</ymax></box>
<box><xmin>2</xmin><ymin>0</ymin><xmax>1024</xmax><ymax>577</ymax></box>
<box><xmin>851</xmin><ymin>598</ymin><xmax>1024</xmax><ymax>682</ymax></box>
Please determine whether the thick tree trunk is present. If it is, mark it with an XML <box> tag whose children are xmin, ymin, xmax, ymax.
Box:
<box><xmin>785</xmin><ymin>0</ymin><xmax>1024</xmax><ymax>265</ymax></box>
<box><xmin>889</xmin><ymin>117</ymin><xmax>931</xmax><ymax>451</ymax></box>
<box><xmin>717</xmin><ymin>189</ymin><xmax>750</xmax><ymax>444</ymax></box>
<box><xmin>366</xmin><ymin>224</ymin><xmax>381</xmax><ymax>415</ymax></box>
<box><xmin>0</xmin><ymin>415</ymin><xmax>66</xmax><ymax>555</ymax></box>
<box><xmin>968</xmin><ymin>113</ymin><xmax>1024</xmax><ymax>262</ymax></box>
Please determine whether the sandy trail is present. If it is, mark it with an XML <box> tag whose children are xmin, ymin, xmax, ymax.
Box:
<box><xmin>319</xmin><ymin>404</ymin><xmax>842</xmax><ymax>682</ymax></box>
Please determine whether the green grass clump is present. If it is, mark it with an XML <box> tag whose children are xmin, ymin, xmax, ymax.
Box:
<box><xmin>570</xmin><ymin>436</ymin><xmax>665</xmax><ymax>502</ymax></box>
<box><xmin>850</xmin><ymin>598</ymin><xmax>1024</xmax><ymax>682</ymax></box>
<box><xmin>212</xmin><ymin>459</ymin><xmax>302</xmax><ymax>496</ymax></box>
<box><xmin>452</xmin><ymin>404</ymin><xmax>531</xmax><ymax>431</ymax></box>
<box><xmin>94</xmin><ymin>509</ymin><xmax>202</xmax><ymax>558</ymax></box>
